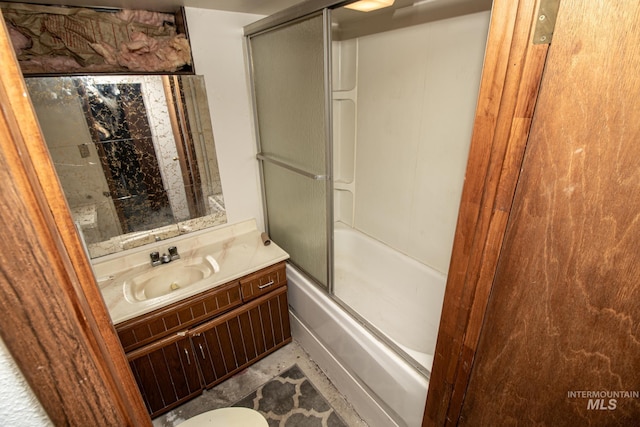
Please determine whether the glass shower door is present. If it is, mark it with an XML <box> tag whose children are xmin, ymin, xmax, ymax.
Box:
<box><xmin>248</xmin><ymin>13</ymin><xmax>331</xmax><ymax>288</ymax></box>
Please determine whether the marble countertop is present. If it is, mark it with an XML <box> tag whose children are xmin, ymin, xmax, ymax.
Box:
<box><xmin>93</xmin><ymin>219</ymin><xmax>289</xmax><ymax>325</ymax></box>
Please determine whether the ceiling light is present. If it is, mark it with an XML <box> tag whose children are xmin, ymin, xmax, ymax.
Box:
<box><xmin>344</xmin><ymin>0</ymin><xmax>395</xmax><ymax>12</ymax></box>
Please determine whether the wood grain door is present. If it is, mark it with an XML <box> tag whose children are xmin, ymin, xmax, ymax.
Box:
<box><xmin>127</xmin><ymin>333</ymin><xmax>202</xmax><ymax>418</ymax></box>
<box><xmin>190</xmin><ymin>286</ymin><xmax>292</xmax><ymax>389</ymax></box>
<box><xmin>459</xmin><ymin>1</ymin><xmax>640</xmax><ymax>425</ymax></box>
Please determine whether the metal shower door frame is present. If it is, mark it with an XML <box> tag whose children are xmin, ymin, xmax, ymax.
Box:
<box><xmin>245</xmin><ymin>8</ymin><xmax>335</xmax><ymax>294</ymax></box>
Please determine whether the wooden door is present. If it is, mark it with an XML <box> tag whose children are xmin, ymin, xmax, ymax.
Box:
<box><xmin>459</xmin><ymin>1</ymin><xmax>640</xmax><ymax>424</ymax></box>
<box><xmin>127</xmin><ymin>333</ymin><xmax>202</xmax><ymax>417</ymax></box>
<box><xmin>190</xmin><ymin>286</ymin><xmax>292</xmax><ymax>389</ymax></box>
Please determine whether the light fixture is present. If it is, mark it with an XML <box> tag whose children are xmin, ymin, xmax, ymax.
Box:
<box><xmin>412</xmin><ymin>0</ymin><xmax>440</xmax><ymax>6</ymax></box>
<box><xmin>344</xmin><ymin>0</ymin><xmax>395</xmax><ymax>12</ymax></box>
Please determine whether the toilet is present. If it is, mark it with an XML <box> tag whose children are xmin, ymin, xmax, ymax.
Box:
<box><xmin>176</xmin><ymin>407</ymin><xmax>268</xmax><ymax>427</ymax></box>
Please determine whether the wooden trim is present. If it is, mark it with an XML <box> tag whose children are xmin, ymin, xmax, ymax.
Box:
<box><xmin>0</xmin><ymin>13</ymin><xmax>151</xmax><ymax>426</ymax></box>
<box><xmin>423</xmin><ymin>0</ymin><xmax>549</xmax><ymax>425</ymax></box>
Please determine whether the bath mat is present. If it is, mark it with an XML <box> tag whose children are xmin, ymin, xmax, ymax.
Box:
<box><xmin>233</xmin><ymin>364</ymin><xmax>348</xmax><ymax>427</ymax></box>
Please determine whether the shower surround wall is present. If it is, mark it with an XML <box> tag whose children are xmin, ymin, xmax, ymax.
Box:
<box><xmin>333</xmin><ymin>11</ymin><xmax>491</xmax><ymax>274</ymax></box>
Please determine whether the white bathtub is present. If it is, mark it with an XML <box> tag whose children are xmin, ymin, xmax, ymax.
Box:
<box><xmin>334</xmin><ymin>222</ymin><xmax>447</xmax><ymax>369</ymax></box>
<box><xmin>287</xmin><ymin>224</ymin><xmax>445</xmax><ymax>427</ymax></box>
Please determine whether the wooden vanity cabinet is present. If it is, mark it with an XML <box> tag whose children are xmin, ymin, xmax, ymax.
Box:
<box><xmin>116</xmin><ymin>262</ymin><xmax>291</xmax><ymax>417</ymax></box>
<box><xmin>190</xmin><ymin>285</ymin><xmax>290</xmax><ymax>388</ymax></box>
<box><xmin>116</xmin><ymin>281</ymin><xmax>242</xmax><ymax>353</ymax></box>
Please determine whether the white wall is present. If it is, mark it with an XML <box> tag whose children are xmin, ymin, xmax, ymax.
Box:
<box><xmin>185</xmin><ymin>8</ymin><xmax>266</xmax><ymax>231</ymax></box>
<box><xmin>0</xmin><ymin>339</ymin><xmax>52</xmax><ymax>427</ymax></box>
<box><xmin>341</xmin><ymin>12</ymin><xmax>490</xmax><ymax>274</ymax></box>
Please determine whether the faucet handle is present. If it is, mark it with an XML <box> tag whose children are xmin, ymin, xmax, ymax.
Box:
<box><xmin>150</xmin><ymin>251</ymin><xmax>161</xmax><ymax>266</ymax></box>
<box><xmin>168</xmin><ymin>246</ymin><xmax>180</xmax><ymax>260</ymax></box>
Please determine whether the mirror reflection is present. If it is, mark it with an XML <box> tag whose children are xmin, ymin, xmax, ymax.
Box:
<box><xmin>26</xmin><ymin>75</ymin><xmax>226</xmax><ymax>258</ymax></box>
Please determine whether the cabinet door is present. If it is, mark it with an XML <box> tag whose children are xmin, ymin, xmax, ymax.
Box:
<box><xmin>190</xmin><ymin>285</ymin><xmax>291</xmax><ymax>388</ymax></box>
<box><xmin>127</xmin><ymin>333</ymin><xmax>202</xmax><ymax>417</ymax></box>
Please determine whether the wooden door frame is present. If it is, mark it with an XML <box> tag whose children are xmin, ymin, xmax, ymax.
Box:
<box><xmin>0</xmin><ymin>0</ymin><xmax>548</xmax><ymax>425</ymax></box>
<box><xmin>0</xmin><ymin>15</ymin><xmax>150</xmax><ymax>426</ymax></box>
<box><xmin>423</xmin><ymin>0</ymin><xmax>550</xmax><ymax>425</ymax></box>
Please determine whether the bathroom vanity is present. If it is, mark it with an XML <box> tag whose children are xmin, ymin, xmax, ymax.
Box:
<box><xmin>94</xmin><ymin>220</ymin><xmax>291</xmax><ymax>417</ymax></box>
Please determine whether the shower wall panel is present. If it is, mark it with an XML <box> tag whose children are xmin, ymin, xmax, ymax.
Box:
<box><xmin>332</xmin><ymin>39</ymin><xmax>358</xmax><ymax>226</ymax></box>
<box><xmin>351</xmin><ymin>11</ymin><xmax>490</xmax><ymax>274</ymax></box>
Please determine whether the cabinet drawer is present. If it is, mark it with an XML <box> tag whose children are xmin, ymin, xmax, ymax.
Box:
<box><xmin>240</xmin><ymin>261</ymin><xmax>287</xmax><ymax>302</ymax></box>
<box><xmin>116</xmin><ymin>281</ymin><xmax>241</xmax><ymax>352</ymax></box>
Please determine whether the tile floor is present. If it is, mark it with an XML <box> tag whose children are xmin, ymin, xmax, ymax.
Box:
<box><xmin>152</xmin><ymin>340</ymin><xmax>368</xmax><ymax>427</ymax></box>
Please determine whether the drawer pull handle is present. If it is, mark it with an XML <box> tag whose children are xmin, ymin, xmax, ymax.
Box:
<box><xmin>258</xmin><ymin>280</ymin><xmax>275</xmax><ymax>289</ymax></box>
<box><xmin>198</xmin><ymin>343</ymin><xmax>206</xmax><ymax>359</ymax></box>
<box><xmin>184</xmin><ymin>349</ymin><xmax>190</xmax><ymax>365</ymax></box>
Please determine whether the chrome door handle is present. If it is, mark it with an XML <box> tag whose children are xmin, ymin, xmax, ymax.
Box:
<box><xmin>184</xmin><ymin>348</ymin><xmax>190</xmax><ymax>365</ymax></box>
<box><xmin>198</xmin><ymin>343</ymin><xmax>206</xmax><ymax>359</ymax></box>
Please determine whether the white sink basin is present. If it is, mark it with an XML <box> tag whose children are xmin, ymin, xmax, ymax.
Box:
<box><xmin>123</xmin><ymin>255</ymin><xmax>220</xmax><ymax>302</ymax></box>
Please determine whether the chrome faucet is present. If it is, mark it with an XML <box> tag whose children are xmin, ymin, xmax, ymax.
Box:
<box><xmin>150</xmin><ymin>251</ymin><xmax>161</xmax><ymax>266</ymax></box>
<box><xmin>168</xmin><ymin>246</ymin><xmax>180</xmax><ymax>261</ymax></box>
<box><xmin>150</xmin><ymin>246</ymin><xmax>180</xmax><ymax>266</ymax></box>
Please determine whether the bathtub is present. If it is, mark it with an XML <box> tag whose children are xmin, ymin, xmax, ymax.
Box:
<box><xmin>334</xmin><ymin>222</ymin><xmax>447</xmax><ymax>369</ymax></box>
<box><xmin>287</xmin><ymin>224</ymin><xmax>446</xmax><ymax>427</ymax></box>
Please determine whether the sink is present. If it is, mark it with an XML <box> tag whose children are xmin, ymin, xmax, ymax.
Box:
<box><xmin>123</xmin><ymin>255</ymin><xmax>220</xmax><ymax>302</ymax></box>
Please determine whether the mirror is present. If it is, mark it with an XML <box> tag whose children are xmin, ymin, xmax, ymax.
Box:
<box><xmin>26</xmin><ymin>75</ymin><xmax>227</xmax><ymax>258</ymax></box>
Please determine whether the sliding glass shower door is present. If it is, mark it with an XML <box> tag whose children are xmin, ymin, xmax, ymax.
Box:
<box><xmin>248</xmin><ymin>13</ymin><xmax>331</xmax><ymax>288</ymax></box>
